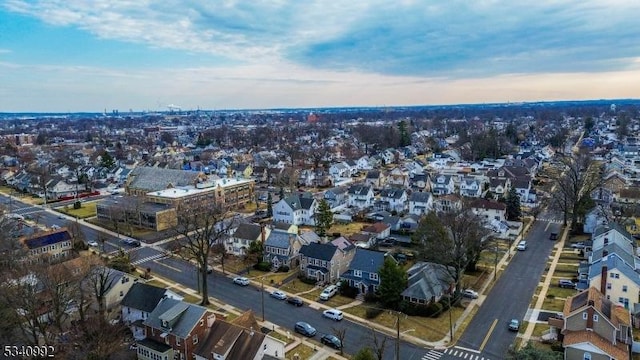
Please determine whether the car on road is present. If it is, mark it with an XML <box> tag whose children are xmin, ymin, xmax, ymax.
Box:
<box><xmin>233</xmin><ymin>277</ymin><xmax>250</xmax><ymax>286</ymax></box>
<box><xmin>87</xmin><ymin>240</ymin><xmax>99</xmax><ymax>247</ymax></box>
<box><xmin>122</xmin><ymin>238</ymin><xmax>141</xmax><ymax>247</ymax></box>
<box><xmin>549</xmin><ymin>232</ymin><xmax>559</xmax><ymax>240</ymax></box>
<box><xmin>516</xmin><ymin>241</ymin><xmax>527</xmax><ymax>251</ymax></box>
<box><xmin>57</xmin><ymin>214</ymin><xmax>65</xmax><ymax>219</ymax></box>
<box><xmin>286</xmin><ymin>297</ymin><xmax>304</xmax><ymax>307</ymax></box>
<box><xmin>462</xmin><ymin>289</ymin><xmax>479</xmax><ymax>299</ymax></box>
<box><xmin>322</xmin><ymin>309</ymin><xmax>343</xmax><ymax>321</ymax></box>
<box><xmin>320</xmin><ymin>334</ymin><xmax>342</xmax><ymax>349</ymax></box>
<box><xmin>508</xmin><ymin>319</ymin><xmax>520</xmax><ymax>331</ymax></box>
<box><xmin>294</xmin><ymin>321</ymin><xmax>316</xmax><ymax>337</ymax></box>
<box><xmin>570</xmin><ymin>242</ymin><xmax>586</xmax><ymax>249</ymax></box>
<box><xmin>271</xmin><ymin>290</ymin><xmax>287</xmax><ymax>300</ymax></box>
<box><xmin>558</xmin><ymin>279</ymin><xmax>576</xmax><ymax>289</ymax></box>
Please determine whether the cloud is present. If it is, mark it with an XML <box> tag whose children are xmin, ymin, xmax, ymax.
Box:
<box><xmin>3</xmin><ymin>0</ymin><xmax>640</xmax><ymax>79</ymax></box>
<box><xmin>0</xmin><ymin>49</ymin><xmax>12</xmax><ymax>54</ymax></box>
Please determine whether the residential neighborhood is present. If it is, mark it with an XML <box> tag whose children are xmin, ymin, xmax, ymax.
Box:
<box><xmin>1</xmin><ymin>100</ymin><xmax>640</xmax><ymax>360</ymax></box>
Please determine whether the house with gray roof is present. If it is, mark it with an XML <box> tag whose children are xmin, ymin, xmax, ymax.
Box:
<box><xmin>227</xmin><ymin>223</ymin><xmax>269</xmax><ymax>257</ymax></box>
<box><xmin>347</xmin><ymin>184</ymin><xmax>374</xmax><ymax>209</ymax></box>
<box><xmin>340</xmin><ymin>249</ymin><xmax>390</xmax><ymax>294</ymax></box>
<box><xmin>401</xmin><ymin>262</ymin><xmax>454</xmax><ymax>305</ymax></box>
<box><xmin>300</xmin><ymin>242</ymin><xmax>355</xmax><ymax>284</ymax></box>
<box><xmin>408</xmin><ymin>191</ymin><xmax>433</xmax><ymax>216</ymax></box>
<box><xmin>139</xmin><ymin>298</ymin><xmax>214</xmax><ymax>360</ymax></box>
<box><xmin>272</xmin><ymin>193</ymin><xmax>317</xmax><ymax>226</ymax></box>
<box><xmin>432</xmin><ymin>174</ymin><xmax>455</xmax><ymax>195</ymax></box>
<box><xmin>125</xmin><ymin>166</ymin><xmax>206</xmax><ymax>196</ymax></box>
<box><xmin>263</xmin><ymin>230</ymin><xmax>309</xmax><ymax>270</ymax></box>
<box><xmin>376</xmin><ymin>187</ymin><xmax>408</xmax><ymax>213</ymax></box>
<box><xmin>121</xmin><ymin>282</ymin><xmax>183</xmax><ymax>340</ymax></box>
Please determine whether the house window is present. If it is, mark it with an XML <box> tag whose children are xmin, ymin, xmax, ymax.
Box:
<box><xmin>193</xmin><ymin>334</ymin><xmax>198</xmax><ymax>344</ymax></box>
<box><xmin>370</xmin><ymin>273</ymin><xmax>379</xmax><ymax>281</ymax></box>
<box><xmin>176</xmin><ymin>337</ymin><xmax>181</xmax><ymax>347</ymax></box>
<box><xmin>583</xmin><ymin>353</ymin><xmax>591</xmax><ymax>360</ymax></box>
<box><xmin>607</xmin><ymin>283</ymin><xmax>611</xmax><ymax>290</ymax></box>
<box><xmin>354</xmin><ymin>270</ymin><xmax>362</xmax><ymax>278</ymax></box>
<box><xmin>610</xmin><ymin>273</ymin><xmax>615</xmax><ymax>278</ymax></box>
<box><xmin>582</xmin><ymin>312</ymin><xmax>588</xmax><ymax>320</ymax></box>
<box><xmin>623</xmin><ymin>285</ymin><xmax>628</xmax><ymax>292</ymax></box>
<box><xmin>593</xmin><ymin>314</ymin><xmax>598</xmax><ymax>322</ymax></box>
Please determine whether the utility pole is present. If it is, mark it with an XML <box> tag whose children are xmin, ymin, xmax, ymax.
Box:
<box><xmin>395</xmin><ymin>311</ymin><xmax>401</xmax><ymax>360</ymax></box>
<box><xmin>261</xmin><ymin>277</ymin><xmax>265</xmax><ymax>322</ymax></box>
<box><xmin>494</xmin><ymin>243</ymin><xmax>499</xmax><ymax>280</ymax></box>
<box><xmin>448</xmin><ymin>295</ymin><xmax>453</xmax><ymax>343</ymax></box>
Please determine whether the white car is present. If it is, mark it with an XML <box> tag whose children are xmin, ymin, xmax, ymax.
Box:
<box><xmin>233</xmin><ymin>277</ymin><xmax>250</xmax><ymax>286</ymax></box>
<box><xmin>462</xmin><ymin>289</ymin><xmax>479</xmax><ymax>299</ymax></box>
<box><xmin>87</xmin><ymin>240</ymin><xmax>99</xmax><ymax>247</ymax></box>
<box><xmin>322</xmin><ymin>309</ymin><xmax>344</xmax><ymax>321</ymax></box>
<box><xmin>516</xmin><ymin>241</ymin><xmax>527</xmax><ymax>251</ymax></box>
<box><xmin>270</xmin><ymin>290</ymin><xmax>287</xmax><ymax>300</ymax></box>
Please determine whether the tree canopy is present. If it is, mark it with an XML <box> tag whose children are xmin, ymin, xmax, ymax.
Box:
<box><xmin>314</xmin><ymin>199</ymin><xmax>333</xmax><ymax>237</ymax></box>
<box><xmin>506</xmin><ymin>187</ymin><xmax>522</xmax><ymax>221</ymax></box>
<box><xmin>378</xmin><ymin>257</ymin><xmax>408</xmax><ymax>309</ymax></box>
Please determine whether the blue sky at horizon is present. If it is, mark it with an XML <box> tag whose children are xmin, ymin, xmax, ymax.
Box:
<box><xmin>1</xmin><ymin>0</ymin><xmax>640</xmax><ymax>112</ymax></box>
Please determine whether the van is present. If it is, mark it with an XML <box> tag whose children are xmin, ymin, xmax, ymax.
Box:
<box><xmin>319</xmin><ymin>285</ymin><xmax>338</xmax><ymax>301</ymax></box>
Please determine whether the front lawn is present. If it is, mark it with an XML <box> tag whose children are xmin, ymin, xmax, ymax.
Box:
<box><xmin>286</xmin><ymin>344</ymin><xmax>316</xmax><ymax>360</ymax></box>
<box><xmin>268</xmin><ymin>330</ymin><xmax>296</xmax><ymax>346</ymax></box>
<box><xmin>542</xmin><ymin>297</ymin><xmax>566</xmax><ymax>312</ymax></box>
<box><xmin>279</xmin><ymin>279</ymin><xmax>317</xmax><ymax>294</ymax></box>
<box><xmin>328</xmin><ymin>222</ymin><xmax>368</xmax><ymax>237</ymax></box>
<box><xmin>57</xmin><ymin>201</ymin><xmax>97</xmax><ymax>218</ymax></box>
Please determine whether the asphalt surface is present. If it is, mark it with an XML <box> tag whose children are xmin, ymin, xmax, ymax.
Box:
<box><xmin>432</xmin><ymin>211</ymin><xmax>563</xmax><ymax>360</ymax></box>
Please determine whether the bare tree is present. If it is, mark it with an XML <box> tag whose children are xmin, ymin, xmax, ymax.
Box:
<box><xmin>210</xmin><ymin>243</ymin><xmax>229</xmax><ymax>275</ymax></box>
<box><xmin>332</xmin><ymin>325</ymin><xmax>348</xmax><ymax>356</ymax></box>
<box><xmin>368</xmin><ymin>327</ymin><xmax>389</xmax><ymax>360</ymax></box>
<box><xmin>551</xmin><ymin>153</ymin><xmax>603</xmax><ymax>230</ymax></box>
<box><xmin>85</xmin><ymin>264</ymin><xmax>116</xmax><ymax>325</ymax></box>
<box><xmin>173</xmin><ymin>202</ymin><xmax>233</xmax><ymax>305</ymax></box>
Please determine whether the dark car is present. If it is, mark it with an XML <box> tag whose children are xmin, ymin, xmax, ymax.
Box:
<box><xmin>549</xmin><ymin>232</ymin><xmax>559</xmax><ymax>240</ymax></box>
<box><xmin>558</xmin><ymin>279</ymin><xmax>576</xmax><ymax>289</ymax></box>
<box><xmin>321</xmin><ymin>334</ymin><xmax>342</xmax><ymax>349</ymax></box>
<box><xmin>294</xmin><ymin>322</ymin><xmax>316</xmax><ymax>337</ymax></box>
<box><xmin>508</xmin><ymin>319</ymin><xmax>520</xmax><ymax>332</ymax></box>
<box><xmin>287</xmin><ymin>297</ymin><xmax>304</xmax><ymax>307</ymax></box>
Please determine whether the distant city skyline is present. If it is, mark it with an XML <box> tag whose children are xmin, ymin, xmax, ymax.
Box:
<box><xmin>1</xmin><ymin>1</ymin><xmax>640</xmax><ymax>112</ymax></box>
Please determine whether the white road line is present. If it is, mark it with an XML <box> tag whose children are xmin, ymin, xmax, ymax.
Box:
<box><xmin>454</xmin><ymin>346</ymin><xmax>481</xmax><ymax>354</ymax></box>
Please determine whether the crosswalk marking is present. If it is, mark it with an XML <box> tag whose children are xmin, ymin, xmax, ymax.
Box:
<box><xmin>132</xmin><ymin>253</ymin><xmax>167</xmax><ymax>265</ymax></box>
<box><xmin>422</xmin><ymin>350</ymin><xmax>443</xmax><ymax>360</ymax></box>
<box><xmin>536</xmin><ymin>218</ymin><xmax>563</xmax><ymax>224</ymax></box>
<box><xmin>431</xmin><ymin>347</ymin><xmax>490</xmax><ymax>360</ymax></box>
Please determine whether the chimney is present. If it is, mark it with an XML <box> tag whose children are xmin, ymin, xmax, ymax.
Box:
<box><xmin>586</xmin><ymin>306</ymin><xmax>594</xmax><ymax>330</ymax></box>
<box><xmin>206</xmin><ymin>314</ymin><xmax>216</xmax><ymax>328</ymax></box>
<box><xmin>260</xmin><ymin>224</ymin><xmax>266</xmax><ymax>243</ymax></box>
<box><xmin>600</xmin><ymin>265</ymin><xmax>608</xmax><ymax>296</ymax></box>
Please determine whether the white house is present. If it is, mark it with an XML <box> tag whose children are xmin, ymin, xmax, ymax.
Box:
<box><xmin>459</xmin><ymin>177</ymin><xmax>483</xmax><ymax>198</ymax></box>
<box><xmin>227</xmin><ymin>223</ymin><xmax>269</xmax><ymax>256</ymax></box>
<box><xmin>470</xmin><ymin>199</ymin><xmax>507</xmax><ymax>223</ymax></box>
<box><xmin>272</xmin><ymin>193</ymin><xmax>317</xmax><ymax>226</ymax></box>
<box><xmin>432</xmin><ymin>174</ymin><xmax>455</xmax><ymax>195</ymax></box>
<box><xmin>356</xmin><ymin>155</ymin><xmax>373</xmax><ymax>171</ymax></box>
<box><xmin>409</xmin><ymin>192</ymin><xmax>433</xmax><ymax>216</ymax></box>
<box><xmin>376</xmin><ymin>187</ymin><xmax>408</xmax><ymax>213</ymax></box>
<box><xmin>347</xmin><ymin>184</ymin><xmax>374</xmax><ymax>209</ymax></box>
<box><xmin>120</xmin><ymin>282</ymin><xmax>183</xmax><ymax>340</ymax></box>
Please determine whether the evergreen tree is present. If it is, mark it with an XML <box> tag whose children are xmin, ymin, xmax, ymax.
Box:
<box><xmin>279</xmin><ymin>186</ymin><xmax>285</xmax><ymax>199</ymax></box>
<box><xmin>266</xmin><ymin>193</ymin><xmax>273</xmax><ymax>217</ymax></box>
<box><xmin>378</xmin><ymin>257</ymin><xmax>408</xmax><ymax>309</ymax></box>
<box><xmin>506</xmin><ymin>187</ymin><xmax>522</xmax><ymax>221</ymax></box>
<box><xmin>314</xmin><ymin>199</ymin><xmax>333</xmax><ymax>237</ymax></box>
<box><xmin>100</xmin><ymin>151</ymin><xmax>116</xmax><ymax>169</ymax></box>
<box><xmin>397</xmin><ymin>120</ymin><xmax>410</xmax><ymax>147</ymax></box>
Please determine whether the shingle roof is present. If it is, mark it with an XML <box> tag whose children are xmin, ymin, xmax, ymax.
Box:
<box><xmin>144</xmin><ymin>298</ymin><xmax>208</xmax><ymax>338</ymax></box>
<box><xmin>563</xmin><ymin>330</ymin><xmax>629</xmax><ymax>360</ymax></box>
<box><xmin>300</xmin><ymin>242</ymin><xmax>338</xmax><ymax>261</ymax></box>
<box><xmin>120</xmin><ymin>282</ymin><xmax>168</xmax><ymax>313</ymax></box>
<box><xmin>409</xmin><ymin>192</ymin><xmax>432</xmax><ymax>202</ymax></box>
<box><xmin>265</xmin><ymin>230</ymin><xmax>293</xmax><ymax>249</ymax></box>
<box><xmin>379</xmin><ymin>188</ymin><xmax>406</xmax><ymax>199</ymax></box>
<box><xmin>128</xmin><ymin>166</ymin><xmax>202</xmax><ymax>192</ymax></box>
<box><xmin>233</xmin><ymin>223</ymin><xmax>263</xmax><ymax>241</ymax></box>
<box><xmin>402</xmin><ymin>262</ymin><xmax>454</xmax><ymax>301</ymax></box>
<box><xmin>348</xmin><ymin>248</ymin><xmax>387</xmax><ymax>273</ymax></box>
<box><xmin>23</xmin><ymin>229</ymin><xmax>71</xmax><ymax>249</ymax></box>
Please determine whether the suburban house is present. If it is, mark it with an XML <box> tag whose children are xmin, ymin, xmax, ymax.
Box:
<box><xmin>376</xmin><ymin>187</ymin><xmax>408</xmax><ymax>213</ymax></box>
<box><xmin>470</xmin><ymin>199</ymin><xmax>507</xmax><ymax>223</ymax></box>
<box><xmin>137</xmin><ymin>298</ymin><xmax>214</xmax><ymax>360</ymax></box>
<box><xmin>433</xmin><ymin>194</ymin><xmax>463</xmax><ymax>213</ymax></box>
<box><xmin>408</xmin><ymin>191</ymin><xmax>433</xmax><ymax>216</ymax></box>
<box><xmin>227</xmin><ymin>223</ymin><xmax>269</xmax><ymax>257</ymax></box>
<box><xmin>387</xmin><ymin>167</ymin><xmax>409</xmax><ymax>188</ymax></box>
<box><xmin>364</xmin><ymin>170</ymin><xmax>385</xmax><ymax>189</ymax></box>
<box><xmin>512</xmin><ymin>178</ymin><xmax>534</xmax><ymax>203</ymax></box>
<box><xmin>193</xmin><ymin>311</ymin><xmax>285</xmax><ymax>360</ymax></box>
<box><xmin>121</xmin><ymin>282</ymin><xmax>184</xmax><ymax>340</ymax></box>
<box><xmin>459</xmin><ymin>177</ymin><xmax>483</xmax><ymax>198</ymax></box>
<box><xmin>324</xmin><ymin>186</ymin><xmax>348</xmax><ymax>208</ymax></box>
<box><xmin>356</xmin><ymin>155</ymin><xmax>373</xmax><ymax>171</ymax></box>
<box><xmin>431</xmin><ymin>174</ymin><xmax>455</xmax><ymax>195</ymax></box>
<box><xmin>401</xmin><ymin>262</ymin><xmax>454</xmax><ymax>305</ymax></box>
<box><xmin>549</xmin><ymin>287</ymin><xmax>632</xmax><ymax>360</ymax></box>
<box><xmin>272</xmin><ymin>193</ymin><xmax>317</xmax><ymax>226</ymax></box>
<box><xmin>347</xmin><ymin>184</ymin><xmax>375</xmax><ymax>209</ymax></box>
<box><xmin>329</xmin><ymin>162</ymin><xmax>352</xmax><ymax>179</ymax></box>
<box><xmin>488</xmin><ymin>178</ymin><xmax>511</xmax><ymax>200</ymax></box>
<box><xmin>85</xmin><ymin>266</ymin><xmax>137</xmax><ymax>316</ymax></box>
<box><xmin>409</xmin><ymin>173</ymin><xmax>430</xmax><ymax>192</ymax></box>
<box><xmin>20</xmin><ymin>227</ymin><xmax>73</xmax><ymax>261</ymax></box>
<box><xmin>263</xmin><ymin>230</ymin><xmax>310</xmax><ymax>270</ymax></box>
<box><xmin>340</xmin><ymin>249</ymin><xmax>389</xmax><ymax>294</ymax></box>
<box><xmin>299</xmin><ymin>242</ymin><xmax>355</xmax><ymax>284</ymax></box>
<box><xmin>362</xmin><ymin>222</ymin><xmax>391</xmax><ymax>240</ymax></box>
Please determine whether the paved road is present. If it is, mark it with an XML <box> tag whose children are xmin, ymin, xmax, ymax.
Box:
<box><xmin>429</xmin><ymin>212</ymin><xmax>563</xmax><ymax>360</ymax></box>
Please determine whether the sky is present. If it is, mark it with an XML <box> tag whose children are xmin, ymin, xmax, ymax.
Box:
<box><xmin>1</xmin><ymin>0</ymin><xmax>640</xmax><ymax>112</ymax></box>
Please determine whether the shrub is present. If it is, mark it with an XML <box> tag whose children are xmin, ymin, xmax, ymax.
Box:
<box><xmin>254</xmin><ymin>261</ymin><xmax>271</xmax><ymax>272</ymax></box>
<box><xmin>363</xmin><ymin>291</ymin><xmax>379</xmax><ymax>303</ymax></box>
<box><xmin>427</xmin><ymin>302</ymin><xmax>444</xmax><ymax>318</ymax></box>
<box><xmin>278</xmin><ymin>265</ymin><xmax>289</xmax><ymax>272</ymax></box>
<box><xmin>73</xmin><ymin>201</ymin><xmax>81</xmax><ymax>209</ymax></box>
<box><xmin>297</xmin><ymin>276</ymin><xmax>317</xmax><ymax>285</ymax></box>
<box><xmin>365</xmin><ymin>306</ymin><xmax>383</xmax><ymax>319</ymax></box>
<box><xmin>339</xmin><ymin>284</ymin><xmax>359</xmax><ymax>299</ymax></box>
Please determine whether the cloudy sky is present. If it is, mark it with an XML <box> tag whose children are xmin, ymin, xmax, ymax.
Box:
<box><xmin>1</xmin><ymin>0</ymin><xmax>640</xmax><ymax>112</ymax></box>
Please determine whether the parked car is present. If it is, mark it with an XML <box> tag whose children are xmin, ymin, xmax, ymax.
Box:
<box><xmin>233</xmin><ymin>277</ymin><xmax>250</xmax><ymax>286</ymax></box>
<box><xmin>294</xmin><ymin>321</ymin><xmax>316</xmax><ymax>337</ymax></box>
<box><xmin>570</xmin><ymin>242</ymin><xmax>586</xmax><ymax>249</ymax></box>
<box><xmin>558</xmin><ymin>279</ymin><xmax>576</xmax><ymax>289</ymax></box>
<box><xmin>508</xmin><ymin>319</ymin><xmax>520</xmax><ymax>331</ymax></box>
<box><xmin>287</xmin><ymin>297</ymin><xmax>304</xmax><ymax>307</ymax></box>
<box><xmin>271</xmin><ymin>290</ymin><xmax>287</xmax><ymax>300</ymax></box>
<box><xmin>122</xmin><ymin>238</ymin><xmax>141</xmax><ymax>247</ymax></box>
<box><xmin>516</xmin><ymin>241</ymin><xmax>527</xmax><ymax>251</ymax></box>
<box><xmin>378</xmin><ymin>238</ymin><xmax>396</xmax><ymax>247</ymax></box>
<box><xmin>461</xmin><ymin>289</ymin><xmax>479</xmax><ymax>299</ymax></box>
<box><xmin>87</xmin><ymin>240</ymin><xmax>99</xmax><ymax>247</ymax></box>
<box><xmin>549</xmin><ymin>232</ymin><xmax>559</xmax><ymax>240</ymax></box>
<box><xmin>319</xmin><ymin>285</ymin><xmax>338</xmax><ymax>301</ymax></box>
<box><xmin>322</xmin><ymin>309</ymin><xmax>343</xmax><ymax>321</ymax></box>
<box><xmin>321</xmin><ymin>334</ymin><xmax>342</xmax><ymax>349</ymax></box>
